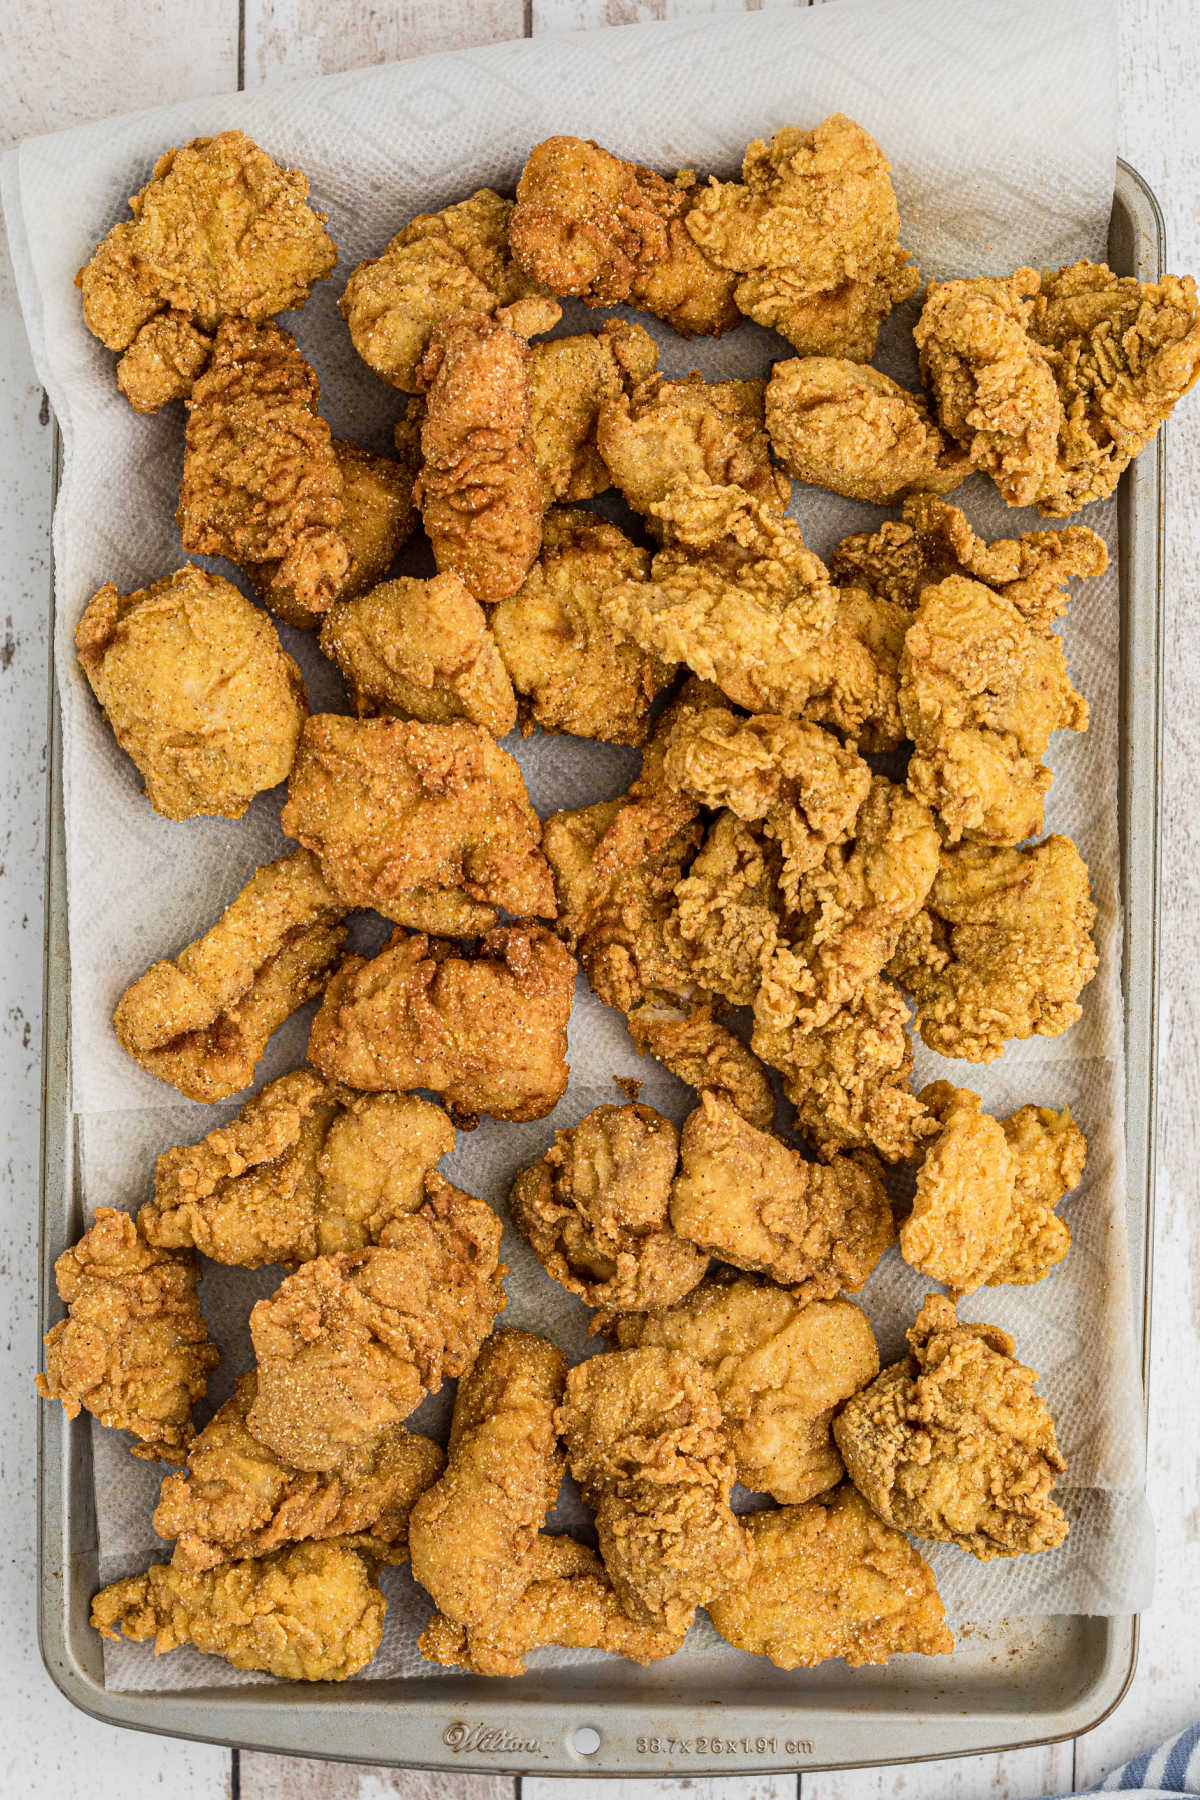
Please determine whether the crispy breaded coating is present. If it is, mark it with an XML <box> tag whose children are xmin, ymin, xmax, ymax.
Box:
<box><xmin>281</xmin><ymin>714</ymin><xmax>554</xmax><ymax>933</ymax></box>
<box><xmin>596</xmin><ymin>373</ymin><xmax>790</xmax><ymax>523</ymax></box>
<box><xmin>307</xmin><ymin>923</ymin><xmax>575</xmax><ymax>1124</ymax></box>
<box><xmin>409</xmin><ymin>1331</ymin><xmax>567</xmax><ymax>1627</ymax></box>
<box><xmin>916</xmin><ymin>261</ymin><xmax>1200</xmax><ymax>515</ymax></box>
<box><xmin>662</xmin><ymin>704</ymin><xmax>871</xmax><ymax>905</ymax></box>
<box><xmin>320</xmin><ymin>572</ymin><xmax>516</xmax><ymax>736</ymax></box>
<box><xmin>529</xmin><ymin>319</ymin><xmax>659</xmax><ymax>501</ymax></box>
<box><xmin>604</xmin><ymin>481</ymin><xmax>904</xmax><ymax>748</ymax></box>
<box><xmin>900</xmin><ymin>1081</ymin><xmax>1082</xmax><ymax>1295</ymax></box>
<box><xmin>113</xmin><ymin>848</ymin><xmax>349</xmax><ymax>1104</ymax></box>
<box><xmin>670</xmin><ymin>1093</ymin><xmax>894</xmax><ymax>1299</ymax></box>
<box><xmin>419</xmin><ymin>1533</ymin><xmax>686</xmax><ymax>1676</ymax></box>
<box><xmin>765</xmin><ymin>357</ymin><xmax>967</xmax><ymax>503</ymax></box>
<box><xmin>708</xmin><ymin>1486</ymin><xmax>953</xmax><ymax>1668</ymax></box>
<box><xmin>75</xmin><ymin>565</ymin><xmax>307</xmax><ymax>822</ymax></box>
<box><xmin>154</xmin><ymin>1372</ymin><xmax>445</xmax><ymax>1571</ymax></box>
<box><xmin>116</xmin><ymin>310</ymin><xmax>213</xmax><ymax>413</ymax></box>
<box><xmin>559</xmin><ymin>1347</ymin><xmax>747</xmax><ymax>1634</ymax></box>
<box><xmin>91</xmin><ymin>1542</ymin><xmax>385</xmax><ymax>1681</ymax></box>
<box><xmin>615</xmin><ymin>1276</ymin><xmax>879</xmax><ymax>1504</ymax></box>
<box><xmin>685</xmin><ymin>116</ymin><xmax>918</xmax><ymax>360</ymax></box>
<box><xmin>78</xmin><ymin>132</ymin><xmax>336</xmax><ymax>406</ymax></box>
<box><xmin>509</xmin><ymin>136</ymin><xmax>740</xmax><ymax>337</ymax></box>
<box><xmin>888</xmin><ymin>835</ymin><xmax>1099</xmax><ymax>1061</ymax></box>
<box><xmin>509</xmin><ymin>1104</ymin><xmax>706</xmax><ymax>1324</ymax></box>
<box><xmin>667</xmin><ymin>813</ymin><xmax>783</xmax><ymax>1008</ymax></box>
<box><xmin>491</xmin><ymin>507</ymin><xmax>667</xmax><ymax>745</ymax></box>
<box><xmin>248</xmin><ymin>1178</ymin><xmax>505</xmax><ymax>1470</ymax></box>
<box><xmin>246</xmin><ymin>440</ymin><xmax>419</xmax><ymax>631</ymax></box>
<box><xmin>832</xmin><ymin>491</ymin><xmax>1108</xmax><ymax>624</ymax></box>
<box><xmin>340</xmin><ymin>188</ymin><xmax>559</xmax><ymax>394</ymax></box>
<box><xmin>834</xmin><ymin>1294</ymin><xmax>1069</xmax><ymax>1559</ymax></box>
<box><xmin>414</xmin><ymin>309</ymin><xmax>546</xmax><ymax>604</ymax></box>
<box><xmin>627</xmin><ymin>999</ymin><xmax>776</xmax><ymax>1131</ymax></box>
<box><xmin>753</xmin><ymin>977</ymin><xmax>934</xmax><ymax>1165</ymax></box>
<box><xmin>900</xmin><ymin>575</ymin><xmax>1089</xmax><ymax>846</ymax></box>
<box><xmin>36</xmin><ymin>1208</ymin><xmax>218</xmax><ymax>1462</ymax></box>
<box><xmin>139</xmin><ymin>1069</ymin><xmax>455</xmax><ymax>1266</ymax></box>
<box><xmin>758</xmin><ymin>777</ymin><xmax>940</xmax><ymax>1036</ymax></box>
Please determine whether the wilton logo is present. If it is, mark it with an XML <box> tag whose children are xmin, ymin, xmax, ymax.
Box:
<box><xmin>442</xmin><ymin>1721</ymin><xmax>543</xmax><ymax>1755</ymax></box>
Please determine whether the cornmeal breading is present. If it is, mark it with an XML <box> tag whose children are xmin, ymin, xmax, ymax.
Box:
<box><xmin>834</xmin><ymin>1294</ymin><xmax>1069</xmax><ymax>1559</ymax></box>
<box><xmin>596</xmin><ymin>373</ymin><xmax>789</xmax><ymax>522</ymax></box>
<box><xmin>36</xmin><ymin>1209</ymin><xmax>218</xmax><ymax>1462</ymax></box>
<box><xmin>528</xmin><ymin>319</ymin><xmax>659</xmax><ymax>501</ymax></box>
<box><xmin>765</xmin><ymin>357</ymin><xmax>967</xmax><ymax>503</ymax></box>
<box><xmin>888</xmin><ymin>836</ymin><xmax>1099</xmax><ymax>1061</ymax></box>
<box><xmin>116</xmin><ymin>309</ymin><xmax>213</xmax><ymax>413</ymax></box>
<box><xmin>509</xmin><ymin>136</ymin><xmax>740</xmax><ymax>337</ymax></box>
<box><xmin>76</xmin><ymin>565</ymin><xmax>307</xmax><ymax>822</ymax></box>
<box><xmin>669</xmin><ymin>1092</ymin><xmax>894</xmax><ymax>1300</ymax></box>
<box><xmin>281</xmin><ymin>714</ymin><xmax>555</xmax><ymax>933</ymax></box>
<box><xmin>509</xmin><ymin>1104</ymin><xmax>706</xmax><ymax>1324</ymax></box>
<box><xmin>708</xmin><ymin>1486</ymin><xmax>953</xmax><ymax>1667</ymax></box>
<box><xmin>614</xmin><ymin>1276</ymin><xmax>879</xmax><ymax>1504</ymax></box>
<box><xmin>559</xmin><ymin>1346</ymin><xmax>747</xmax><ymax>1634</ymax></box>
<box><xmin>409</xmin><ymin>1331</ymin><xmax>567</xmax><ymax>1627</ymax></box>
<box><xmin>139</xmin><ymin>1069</ymin><xmax>456</xmax><ymax>1266</ymax></box>
<box><xmin>626</xmin><ymin>997</ymin><xmax>776</xmax><ymax>1132</ymax></box>
<box><xmin>320</xmin><ymin>572</ymin><xmax>517</xmax><ymax>736</ymax></box>
<box><xmin>113</xmin><ymin>849</ymin><xmax>348</xmax><ymax>1104</ymax></box>
<box><xmin>154</xmin><ymin>1372</ymin><xmax>445</xmax><ymax>1570</ymax></box>
<box><xmin>248</xmin><ymin>1179</ymin><xmax>505</xmax><ymax>1471</ymax></box>
<box><xmin>667</xmin><ymin>813</ymin><xmax>783</xmax><ymax>1007</ymax></box>
<box><xmin>684</xmin><ymin>115</ymin><xmax>918</xmax><ymax>359</ymax></box>
<box><xmin>91</xmin><ymin>1542</ymin><xmax>385</xmax><ymax>1681</ymax></box>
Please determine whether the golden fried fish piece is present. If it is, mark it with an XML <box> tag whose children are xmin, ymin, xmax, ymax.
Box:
<box><xmin>709</xmin><ymin>1486</ymin><xmax>953</xmax><ymax>1667</ymax></box>
<box><xmin>36</xmin><ymin>1208</ymin><xmax>218</xmax><ymax>1462</ymax></box>
<box><xmin>76</xmin><ymin>565</ymin><xmax>307</xmax><ymax>822</ymax></box>
<box><xmin>113</xmin><ymin>849</ymin><xmax>349</xmax><ymax>1104</ymax></box>
<box><xmin>765</xmin><ymin>357</ymin><xmax>967</xmax><ymax>503</ymax></box>
<box><xmin>834</xmin><ymin>1294</ymin><xmax>1069</xmax><ymax>1559</ymax></box>
<box><xmin>528</xmin><ymin>318</ymin><xmax>659</xmax><ymax>502</ymax></box>
<box><xmin>596</xmin><ymin>372</ymin><xmax>789</xmax><ymax>523</ymax></box>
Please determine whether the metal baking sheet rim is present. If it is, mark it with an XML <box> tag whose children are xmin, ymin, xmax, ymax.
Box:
<box><xmin>34</xmin><ymin>159</ymin><xmax>1164</xmax><ymax>1777</ymax></box>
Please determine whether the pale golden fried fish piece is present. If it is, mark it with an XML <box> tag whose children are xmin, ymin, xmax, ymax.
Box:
<box><xmin>509</xmin><ymin>1103</ymin><xmax>706</xmax><ymax>1326</ymax></box>
<box><xmin>320</xmin><ymin>572</ymin><xmax>516</xmax><ymax>737</ymax></box>
<box><xmin>709</xmin><ymin>1486</ymin><xmax>953</xmax><ymax>1668</ymax></box>
<box><xmin>419</xmin><ymin>1533</ymin><xmax>686</xmax><ymax>1676</ymax></box>
<box><xmin>409</xmin><ymin>1330</ymin><xmax>567</xmax><ymax>1628</ymax></box>
<box><xmin>900</xmin><ymin>574</ymin><xmax>1088</xmax><ymax>845</ymax></box>
<box><xmin>78</xmin><ymin>131</ymin><xmax>336</xmax><ymax>408</ymax></box>
<box><xmin>596</xmin><ymin>372</ymin><xmax>790</xmax><ymax>523</ymax></box>
<box><xmin>899</xmin><ymin>1081</ymin><xmax>1083</xmax><ymax>1296</ymax></box>
<box><xmin>340</xmin><ymin>188</ymin><xmax>559</xmax><ymax>394</ymax></box>
<box><xmin>178</xmin><ymin>320</ymin><xmax>351</xmax><ymax>623</ymax></box>
<box><xmin>154</xmin><ymin>1371</ymin><xmax>445</xmax><ymax>1571</ymax></box>
<box><xmin>615</xmin><ymin>1275</ymin><xmax>879</xmax><ymax>1504</ymax></box>
<box><xmin>113</xmin><ymin>848</ymin><xmax>349</xmax><ymax>1104</ymax></box>
<box><xmin>685</xmin><ymin>115</ymin><xmax>918</xmax><ymax>359</ymax></box>
<box><xmin>245</xmin><ymin>439</ymin><xmax>419</xmax><ymax>631</ymax></box>
<box><xmin>559</xmin><ymin>1346</ymin><xmax>747</xmax><ymax>1635</ymax></box>
<box><xmin>91</xmin><ymin>1542</ymin><xmax>385</xmax><ymax>1681</ymax></box>
<box><xmin>281</xmin><ymin>714</ymin><xmax>554</xmax><ymax>934</ymax></box>
<box><xmin>491</xmin><ymin>507</ymin><xmax>668</xmax><ymax>746</ymax></box>
<box><xmin>307</xmin><ymin>923</ymin><xmax>576</xmax><ymax>1125</ymax></box>
<box><xmin>36</xmin><ymin>1208</ymin><xmax>218</xmax><ymax>1462</ymax></box>
<box><xmin>139</xmin><ymin>1068</ymin><xmax>456</xmax><ymax>1266</ymax></box>
<box><xmin>247</xmin><ymin>1178</ymin><xmax>505</xmax><ymax>1471</ymax></box>
<box><xmin>414</xmin><ymin>309</ymin><xmax>546</xmax><ymax>604</ymax></box>
<box><xmin>915</xmin><ymin>261</ymin><xmax>1200</xmax><ymax>515</ymax></box>
<box><xmin>528</xmin><ymin>318</ymin><xmax>659</xmax><ymax>502</ymax></box>
<box><xmin>509</xmin><ymin>136</ymin><xmax>740</xmax><ymax>337</ymax></box>
<box><xmin>834</xmin><ymin>1294</ymin><xmax>1069</xmax><ymax>1559</ymax></box>
<box><xmin>765</xmin><ymin>356</ymin><xmax>967</xmax><ymax>503</ymax></box>
<box><xmin>888</xmin><ymin>835</ymin><xmax>1099</xmax><ymax>1062</ymax></box>
<box><xmin>76</xmin><ymin>565</ymin><xmax>307</xmax><ymax>822</ymax></box>
<box><xmin>670</xmin><ymin>1093</ymin><xmax>894</xmax><ymax>1301</ymax></box>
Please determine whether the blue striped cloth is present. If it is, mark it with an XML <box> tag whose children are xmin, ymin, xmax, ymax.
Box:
<box><xmin>1070</xmin><ymin>1724</ymin><xmax>1200</xmax><ymax>1793</ymax></box>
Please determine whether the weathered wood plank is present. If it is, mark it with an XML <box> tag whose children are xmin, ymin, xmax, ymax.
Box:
<box><xmin>242</xmin><ymin>0</ymin><xmax>528</xmax><ymax>88</ymax></box>
<box><xmin>800</xmin><ymin>1745</ymin><xmax>1074</xmax><ymax>1800</ymax></box>
<box><xmin>526</xmin><ymin>1780</ymin><xmax>797</xmax><ymax>1800</ymax></box>
<box><xmin>238</xmin><ymin>1761</ymin><xmax>515</xmax><ymax>1800</ymax></box>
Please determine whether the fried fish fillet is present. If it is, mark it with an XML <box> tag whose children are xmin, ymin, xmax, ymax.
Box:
<box><xmin>596</xmin><ymin>372</ymin><xmax>789</xmax><ymax>522</ymax></box>
<box><xmin>528</xmin><ymin>318</ymin><xmax>659</xmax><ymax>502</ymax></box>
<box><xmin>765</xmin><ymin>357</ymin><xmax>967</xmax><ymax>503</ymax></box>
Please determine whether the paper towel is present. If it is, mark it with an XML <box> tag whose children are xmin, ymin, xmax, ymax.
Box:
<box><xmin>4</xmin><ymin>0</ymin><xmax>1152</xmax><ymax>1692</ymax></box>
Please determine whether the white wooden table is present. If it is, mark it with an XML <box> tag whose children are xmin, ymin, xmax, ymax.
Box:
<box><xmin>2</xmin><ymin>1</ymin><xmax>1197</xmax><ymax>1795</ymax></box>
